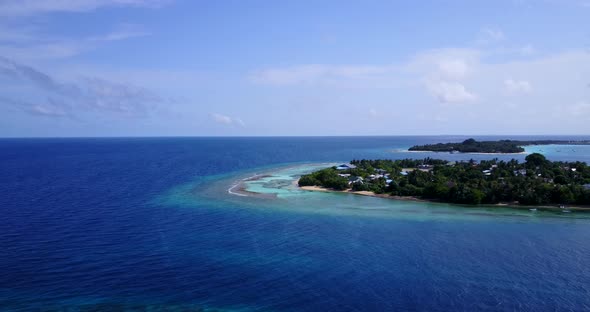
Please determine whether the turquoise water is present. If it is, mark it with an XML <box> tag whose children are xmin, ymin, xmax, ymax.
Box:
<box><xmin>2</xmin><ymin>136</ymin><xmax>590</xmax><ymax>311</ymax></box>
<box><xmin>525</xmin><ymin>144</ymin><xmax>590</xmax><ymax>161</ymax></box>
<box><xmin>172</xmin><ymin>162</ymin><xmax>590</xmax><ymax>222</ymax></box>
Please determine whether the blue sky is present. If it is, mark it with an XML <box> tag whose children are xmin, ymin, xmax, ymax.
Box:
<box><xmin>0</xmin><ymin>0</ymin><xmax>589</xmax><ymax>137</ymax></box>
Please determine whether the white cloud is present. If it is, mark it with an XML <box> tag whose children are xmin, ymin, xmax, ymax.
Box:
<box><xmin>250</xmin><ymin>64</ymin><xmax>395</xmax><ymax>87</ymax></box>
<box><xmin>90</xmin><ymin>24</ymin><xmax>150</xmax><ymax>42</ymax></box>
<box><xmin>0</xmin><ymin>0</ymin><xmax>169</xmax><ymax>16</ymax></box>
<box><xmin>408</xmin><ymin>49</ymin><xmax>480</xmax><ymax>104</ymax></box>
<box><xmin>29</xmin><ymin>102</ymin><xmax>69</xmax><ymax>117</ymax></box>
<box><xmin>0</xmin><ymin>2</ymin><xmax>159</xmax><ymax>61</ymax></box>
<box><xmin>249</xmin><ymin>46</ymin><xmax>590</xmax><ymax>126</ymax></box>
<box><xmin>407</xmin><ymin>48</ymin><xmax>481</xmax><ymax>72</ymax></box>
<box><xmin>0</xmin><ymin>23</ymin><xmax>90</xmax><ymax>60</ymax></box>
<box><xmin>211</xmin><ymin>113</ymin><xmax>245</xmax><ymax>127</ymax></box>
<box><xmin>251</xmin><ymin>49</ymin><xmax>483</xmax><ymax>91</ymax></box>
<box><xmin>246</xmin><ymin>28</ymin><xmax>590</xmax><ymax>134</ymax></box>
<box><xmin>0</xmin><ymin>57</ymin><xmax>166</xmax><ymax>118</ymax></box>
<box><xmin>250</xmin><ymin>65</ymin><xmax>326</xmax><ymax>86</ymax></box>
<box><xmin>504</xmin><ymin>79</ymin><xmax>533</xmax><ymax>94</ymax></box>
<box><xmin>0</xmin><ymin>23</ymin><xmax>151</xmax><ymax>62</ymax></box>
<box><xmin>437</xmin><ymin>59</ymin><xmax>470</xmax><ymax>80</ymax></box>
<box><xmin>211</xmin><ymin>113</ymin><xmax>232</xmax><ymax>124</ymax></box>
<box><xmin>426</xmin><ymin>80</ymin><xmax>477</xmax><ymax>104</ymax></box>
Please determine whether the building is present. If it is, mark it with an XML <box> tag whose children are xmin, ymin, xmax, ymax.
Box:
<box><xmin>514</xmin><ymin>169</ymin><xmax>527</xmax><ymax>176</ymax></box>
<box><xmin>348</xmin><ymin>176</ymin><xmax>363</xmax><ymax>185</ymax></box>
<box><xmin>336</xmin><ymin>163</ymin><xmax>357</xmax><ymax>170</ymax></box>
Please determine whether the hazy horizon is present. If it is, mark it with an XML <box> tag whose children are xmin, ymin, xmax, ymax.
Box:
<box><xmin>2</xmin><ymin>134</ymin><xmax>590</xmax><ymax>139</ymax></box>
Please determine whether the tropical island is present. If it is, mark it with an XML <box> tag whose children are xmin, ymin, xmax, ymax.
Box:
<box><xmin>408</xmin><ymin>138</ymin><xmax>590</xmax><ymax>154</ymax></box>
<box><xmin>298</xmin><ymin>154</ymin><xmax>590</xmax><ymax>208</ymax></box>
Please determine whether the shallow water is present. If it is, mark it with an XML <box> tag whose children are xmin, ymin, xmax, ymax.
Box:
<box><xmin>2</xmin><ymin>136</ymin><xmax>590</xmax><ymax>311</ymax></box>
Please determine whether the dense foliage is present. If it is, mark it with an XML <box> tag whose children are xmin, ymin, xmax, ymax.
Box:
<box><xmin>298</xmin><ymin>168</ymin><xmax>349</xmax><ymax>190</ymax></box>
<box><xmin>409</xmin><ymin>138</ymin><xmax>590</xmax><ymax>153</ymax></box>
<box><xmin>298</xmin><ymin>154</ymin><xmax>590</xmax><ymax>206</ymax></box>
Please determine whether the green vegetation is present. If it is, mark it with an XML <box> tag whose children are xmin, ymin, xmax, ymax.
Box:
<box><xmin>298</xmin><ymin>168</ymin><xmax>349</xmax><ymax>190</ymax></box>
<box><xmin>409</xmin><ymin>138</ymin><xmax>590</xmax><ymax>154</ymax></box>
<box><xmin>298</xmin><ymin>154</ymin><xmax>590</xmax><ymax>206</ymax></box>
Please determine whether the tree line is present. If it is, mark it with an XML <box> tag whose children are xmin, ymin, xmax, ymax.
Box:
<box><xmin>409</xmin><ymin>138</ymin><xmax>590</xmax><ymax>154</ymax></box>
<box><xmin>298</xmin><ymin>153</ymin><xmax>590</xmax><ymax>206</ymax></box>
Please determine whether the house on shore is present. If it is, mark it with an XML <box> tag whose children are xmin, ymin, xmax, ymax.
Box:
<box><xmin>417</xmin><ymin>164</ymin><xmax>433</xmax><ymax>172</ymax></box>
<box><xmin>514</xmin><ymin>169</ymin><xmax>527</xmax><ymax>176</ymax></box>
<box><xmin>348</xmin><ymin>176</ymin><xmax>363</xmax><ymax>185</ymax></box>
<box><xmin>336</xmin><ymin>163</ymin><xmax>357</xmax><ymax>170</ymax></box>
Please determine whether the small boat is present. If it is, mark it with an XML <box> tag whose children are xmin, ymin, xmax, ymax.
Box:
<box><xmin>529</xmin><ymin>208</ymin><xmax>537</xmax><ymax>212</ymax></box>
<box><xmin>562</xmin><ymin>209</ymin><xmax>571</xmax><ymax>213</ymax></box>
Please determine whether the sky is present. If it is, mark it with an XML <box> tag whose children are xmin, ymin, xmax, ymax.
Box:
<box><xmin>0</xmin><ymin>0</ymin><xmax>589</xmax><ymax>137</ymax></box>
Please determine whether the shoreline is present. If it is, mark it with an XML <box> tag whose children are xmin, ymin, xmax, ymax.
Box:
<box><xmin>225</xmin><ymin>162</ymin><xmax>339</xmax><ymax>199</ymax></box>
<box><xmin>299</xmin><ymin>184</ymin><xmax>590</xmax><ymax>212</ymax></box>
<box><xmin>226</xmin><ymin>164</ymin><xmax>590</xmax><ymax>213</ymax></box>
<box><xmin>299</xmin><ymin>185</ymin><xmax>429</xmax><ymax>202</ymax></box>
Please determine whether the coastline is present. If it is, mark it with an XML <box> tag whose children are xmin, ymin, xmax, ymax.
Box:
<box><xmin>298</xmin><ymin>184</ymin><xmax>590</xmax><ymax>212</ymax></box>
<box><xmin>299</xmin><ymin>185</ymin><xmax>428</xmax><ymax>202</ymax></box>
<box><xmin>460</xmin><ymin>151</ymin><xmax>527</xmax><ymax>155</ymax></box>
<box><xmin>225</xmin><ymin>164</ymin><xmax>590</xmax><ymax>213</ymax></box>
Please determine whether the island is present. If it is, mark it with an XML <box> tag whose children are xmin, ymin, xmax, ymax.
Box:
<box><xmin>298</xmin><ymin>154</ymin><xmax>590</xmax><ymax>208</ymax></box>
<box><xmin>408</xmin><ymin>138</ymin><xmax>590</xmax><ymax>154</ymax></box>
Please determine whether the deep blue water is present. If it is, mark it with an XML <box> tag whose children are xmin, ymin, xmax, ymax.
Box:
<box><xmin>1</xmin><ymin>136</ymin><xmax>590</xmax><ymax>311</ymax></box>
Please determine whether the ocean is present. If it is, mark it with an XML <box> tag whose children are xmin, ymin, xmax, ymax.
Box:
<box><xmin>1</xmin><ymin>136</ymin><xmax>590</xmax><ymax>311</ymax></box>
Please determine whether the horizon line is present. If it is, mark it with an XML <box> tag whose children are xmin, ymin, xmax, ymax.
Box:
<box><xmin>1</xmin><ymin>134</ymin><xmax>590</xmax><ymax>139</ymax></box>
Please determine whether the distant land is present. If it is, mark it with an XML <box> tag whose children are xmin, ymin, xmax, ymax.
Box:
<box><xmin>408</xmin><ymin>138</ymin><xmax>590</xmax><ymax>154</ymax></box>
<box><xmin>298</xmin><ymin>154</ymin><xmax>590</xmax><ymax>209</ymax></box>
